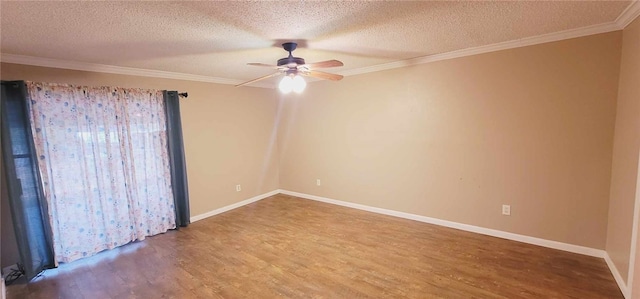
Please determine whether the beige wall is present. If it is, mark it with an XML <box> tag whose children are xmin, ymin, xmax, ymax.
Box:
<box><xmin>0</xmin><ymin>63</ymin><xmax>281</xmax><ymax>217</ymax></box>
<box><xmin>614</xmin><ymin>16</ymin><xmax>640</xmax><ymax>295</ymax></box>
<box><xmin>278</xmin><ymin>32</ymin><xmax>622</xmax><ymax>250</ymax></box>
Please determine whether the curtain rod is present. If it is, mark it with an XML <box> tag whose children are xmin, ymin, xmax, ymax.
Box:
<box><xmin>178</xmin><ymin>92</ymin><xmax>188</xmax><ymax>98</ymax></box>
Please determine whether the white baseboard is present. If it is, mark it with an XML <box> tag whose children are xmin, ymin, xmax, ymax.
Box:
<box><xmin>605</xmin><ymin>252</ymin><xmax>630</xmax><ymax>298</ymax></box>
<box><xmin>190</xmin><ymin>189</ymin><xmax>280</xmax><ymax>223</ymax></box>
<box><xmin>279</xmin><ymin>190</ymin><xmax>605</xmax><ymax>258</ymax></box>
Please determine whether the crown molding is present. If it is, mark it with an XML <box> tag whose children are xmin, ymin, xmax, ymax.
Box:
<box><xmin>340</xmin><ymin>20</ymin><xmax>622</xmax><ymax>77</ymax></box>
<box><xmin>2</xmin><ymin>2</ymin><xmax>638</xmax><ymax>85</ymax></box>
<box><xmin>340</xmin><ymin>2</ymin><xmax>639</xmax><ymax>77</ymax></box>
<box><xmin>0</xmin><ymin>53</ymin><xmax>273</xmax><ymax>88</ymax></box>
<box><xmin>616</xmin><ymin>0</ymin><xmax>640</xmax><ymax>29</ymax></box>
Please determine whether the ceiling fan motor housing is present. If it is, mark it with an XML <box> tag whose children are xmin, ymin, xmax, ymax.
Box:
<box><xmin>278</xmin><ymin>56</ymin><xmax>305</xmax><ymax>67</ymax></box>
<box><xmin>278</xmin><ymin>42</ymin><xmax>305</xmax><ymax>67</ymax></box>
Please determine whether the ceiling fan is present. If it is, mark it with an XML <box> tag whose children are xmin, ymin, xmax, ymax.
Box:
<box><xmin>235</xmin><ymin>42</ymin><xmax>344</xmax><ymax>93</ymax></box>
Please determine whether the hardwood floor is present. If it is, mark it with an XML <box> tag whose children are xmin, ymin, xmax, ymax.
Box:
<box><xmin>8</xmin><ymin>194</ymin><xmax>622</xmax><ymax>298</ymax></box>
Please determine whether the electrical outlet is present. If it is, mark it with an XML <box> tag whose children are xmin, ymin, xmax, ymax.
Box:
<box><xmin>235</xmin><ymin>184</ymin><xmax>241</xmax><ymax>192</ymax></box>
<box><xmin>502</xmin><ymin>204</ymin><xmax>511</xmax><ymax>216</ymax></box>
<box><xmin>316</xmin><ymin>179</ymin><xmax>321</xmax><ymax>186</ymax></box>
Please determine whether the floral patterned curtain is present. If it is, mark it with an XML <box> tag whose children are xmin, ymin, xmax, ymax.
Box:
<box><xmin>26</xmin><ymin>82</ymin><xmax>176</xmax><ymax>263</ymax></box>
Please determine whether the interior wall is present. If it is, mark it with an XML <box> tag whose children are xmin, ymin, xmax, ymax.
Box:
<box><xmin>611</xmin><ymin>16</ymin><xmax>640</xmax><ymax>292</ymax></box>
<box><xmin>0</xmin><ymin>63</ymin><xmax>281</xmax><ymax>218</ymax></box>
<box><xmin>278</xmin><ymin>32</ymin><xmax>622</xmax><ymax>250</ymax></box>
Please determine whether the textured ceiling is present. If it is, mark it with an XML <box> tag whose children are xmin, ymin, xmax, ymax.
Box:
<box><xmin>0</xmin><ymin>1</ymin><xmax>635</xmax><ymax>86</ymax></box>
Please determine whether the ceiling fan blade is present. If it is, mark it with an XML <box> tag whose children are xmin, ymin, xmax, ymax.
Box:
<box><xmin>304</xmin><ymin>70</ymin><xmax>344</xmax><ymax>81</ymax></box>
<box><xmin>304</xmin><ymin>60</ymin><xmax>344</xmax><ymax>69</ymax></box>
<box><xmin>247</xmin><ymin>63</ymin><xmax>279</xmax><ymax>68</ymax></box>
<box><xmin>235</xmin><ymin>72</ymin><xmax>281</xmax><ymax>87</ymax></box>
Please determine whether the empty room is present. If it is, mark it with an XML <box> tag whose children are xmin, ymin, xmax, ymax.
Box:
<box><xmin>1</xmin><ymin>1</ymin><xmax>640</xmax><ymax>298</ymax></box>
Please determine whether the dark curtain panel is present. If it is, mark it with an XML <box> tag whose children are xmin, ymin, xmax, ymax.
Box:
<box><xmin>163</xmin><ymin>91</ymin><xmax>190</xmax><ymax>227</ymax></box>
<box><xmin>0</xmin><ymin>81</ymin><xmax>56</xmax><ymax>280</ymax></box>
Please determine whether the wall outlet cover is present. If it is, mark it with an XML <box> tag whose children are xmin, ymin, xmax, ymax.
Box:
<box><xmin>502</xmin><ymin>205</ymin><xmax>511</xmax><ymax>216</ymax></box>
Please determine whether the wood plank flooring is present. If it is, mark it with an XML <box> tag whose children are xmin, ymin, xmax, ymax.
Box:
<box><xmin>8</xmin><ymin>194</ymin><xmax>623</xmax><ymax>298</ymax></box>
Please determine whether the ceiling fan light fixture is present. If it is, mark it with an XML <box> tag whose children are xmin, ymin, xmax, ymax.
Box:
<box><xmin>278</xmin><ymin>75</ymin><xmax>294</xmax><ymax>93</ymax></box>
<box><xmin>279</xmin><ymin>74</ymin><xmax>306</xmax><ymax>94</ymax></box>
<box><xmin>292</xmin><ymin>75</ymin><xmax>306</xmax><ymax>93</ymax></box>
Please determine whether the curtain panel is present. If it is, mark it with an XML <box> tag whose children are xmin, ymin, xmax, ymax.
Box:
<box><xmin>0</xmin><ymin>81</ymin><xmax>56</xmax><ymax>280</ymax></box>
<box><xmin>164</xmin><ymin>91</ymin><xmax>190</xmax><ymax>227</ymax></box>
<box><xmin>26</xmin><ymin>82</ymin><xmax>177</xmax><ymax>263</ymax></box>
